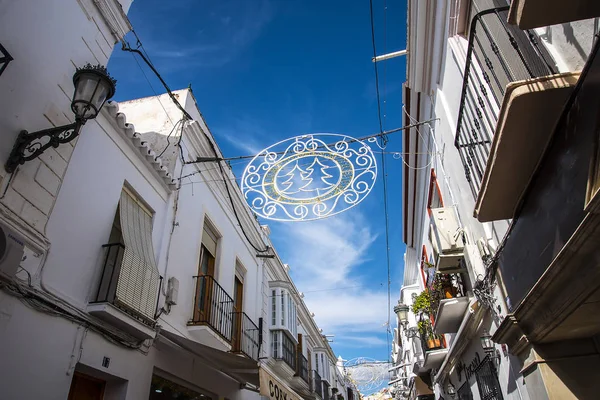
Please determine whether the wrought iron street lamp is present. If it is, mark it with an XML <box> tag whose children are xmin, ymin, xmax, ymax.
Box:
<box><xmin>5</xmin><ymin>64</ymin><xmax>116</xmax><ymax>173</ymax></box>
<box><xmin>480</xmin><ymin>329</ymin><xmax>494</xmax><ymax>353</ymax></box>
<box><xmin>394</xmin><ymin>302</ymin><xmax>410</xmax><ymax>326</ymax></box>
<box><xmin>480</xmin><ymin>329</ymin><xmax>501</xmax><ymax>368</ymax></box>
<box><xmin>446</xmin><ymin>381</ymin><xmax>456</xmax><ymax>399</ymax></box>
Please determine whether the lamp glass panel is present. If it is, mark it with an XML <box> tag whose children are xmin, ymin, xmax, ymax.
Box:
<box><xmin>72</xmin><ymin>72</ymin><xmax>102</xmax><ymax>119</ymax></box>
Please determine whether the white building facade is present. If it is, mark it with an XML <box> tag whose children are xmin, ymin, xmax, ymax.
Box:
<box><xmin>393</xmin><ymin>0</ymin><xmax>598</xmax><ymax>399</ymax></box>
<box><xmin>0</xmin><ymin>2</ymin><xmax>357</xmax><ymax>400</ymax></box>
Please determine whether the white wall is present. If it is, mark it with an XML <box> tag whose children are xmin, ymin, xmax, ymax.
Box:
<box><xmin>0</xmin><ymin>0</ymin><xmax>129</xmax><ymax>234</ymax></box>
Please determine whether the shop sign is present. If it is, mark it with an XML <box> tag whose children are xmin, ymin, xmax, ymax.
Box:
<box><xmin>259</xmin><ymin>368</ymin><xmax>301</xmax><ymax>400</ymax></box>
<box><xmin>457</xmin><ymin>352</ymin><xmax>481</xmax><ymax>382</ymax></box>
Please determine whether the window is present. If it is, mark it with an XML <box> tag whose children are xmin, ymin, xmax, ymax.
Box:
<box><xmin>321</xmin><ymin>354</ymin><xmax>325</xmax><ymax>376</ymax></box>
<box><xmin>281</xmin><ymin>290</ymin><xmax>285</xmax><ymax>325</ymax></box>
<box><xmin>272</xmin><ymin>331</ymin><xmax>280</xmax><ymax>359</ymax></box>
<box><xmin>270</xmin><ymin>286</ymin><xmax>299</xmax><ymax>336</ymax></box>
<box><xmin>271</xmin><ymin>330</ymin><xmax>296</xmax><ymax>370</ymax></box>
<box><xmin>427</xmin><ymin>169</ymin><xmax>444</xmax><ymax>211</ymax></box>
<box><xmin>271</xmin><ymin>290</ymin><xmax>276</xmax><ymax>325</ymax></box>
<box><xmin>93</xmin><ymin>187</ymin><xmax>160</xmax><ymax>323</ymax></box>
<box><xmin>199</xmin><ymin>219</ymin><xmax>219</xmax><ymax>277</ymax></box>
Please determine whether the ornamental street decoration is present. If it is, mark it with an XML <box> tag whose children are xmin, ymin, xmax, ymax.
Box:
<box><xmin>344</xmin><ymin>357</ymin><xmax>392</xmax><ymax>395</ymax></box>
<box><xmin>241</xmin><ymin>134</ymin><xmax>378</xmax><ymax>222</ymax></box>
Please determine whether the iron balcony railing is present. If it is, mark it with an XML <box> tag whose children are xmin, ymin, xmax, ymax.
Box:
<box><xmin>275</xmin><ymin>330</ymin><xmax>297</xmax><ymax>370</ymax></box>
<box><xmin>455</xmin><ymin>6</ymin><xmax>557</xmax><ymax>197</ymax></box>
<box><xmin>92</xmin><ymin>243</ymin><xmax>162</xmax><ymax>325</ymax></box>
<box><xmin>232</xmin><ymin>311</ymin><xmax>260</xmax><ymax>361</ymax></box>
<box><xmin>296</xmin><ymin>353</ymin><xmax>309</xmax><ymax>383</ymax></box>
<box><xmin>0</xmin><ymin>42</ymin><xmax>13</xmax><ymax>76</ymax></box>
<box><xmin>190</xmin><ymin>275</ymin><xmax>234</xmax><ymax>342</ymax></box>
<box><xmin>474</xmin><ymin>355</ymin><xmax>503</xmax><ymax>400</ymax></box>
<box><xmin>313</xmin><ymin>370</ymin><xmax>323</xmax><ymax>398</ymax></box>
<box><xmin>323</xmin><ymin>381</ymin><xmax>331</xmax><ymax>400</ymax></box>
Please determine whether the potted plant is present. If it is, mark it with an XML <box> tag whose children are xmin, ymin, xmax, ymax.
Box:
<box><xmin>418</xmin><ymin>319</ymin><xmax>441</xmax><ymax>349</ymax></box>
<box><xmin>433</xmin><ymin>274</ymin><xmax>456</xmax><ymax>299</ymax></box>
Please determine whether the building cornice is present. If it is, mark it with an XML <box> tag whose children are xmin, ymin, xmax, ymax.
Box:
<box><xmin>92</xmin><ymin>0</ymin><xmax>132</xmax><ymax>42</ymax></box>
<box><xmin>103</xmin><ymin>101</ymin><xmax>176</xmax><ymax>192</ymax></box>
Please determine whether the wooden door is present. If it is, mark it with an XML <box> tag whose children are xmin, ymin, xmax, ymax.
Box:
<box><xmin>193</xmin><ymin>245</ymin><xmax>215</xmax><ymax>322</ymax></box>
<box><xmin>232</xmin><ymin>276</ymin><xmax>244</xmax><ymax>351</ymax></box>
<box><xmin>67</xmin><ymin>372</ymin><xmax>105</xmax><ymax>400</ymax></box>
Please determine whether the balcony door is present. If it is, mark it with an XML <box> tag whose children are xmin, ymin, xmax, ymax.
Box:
<box><xmin>232</xmin><ymin>276</ymin><xmax>244</xmax><ymax>351</ymax></box>
<box><xmin>194</xmin><ymin>245</ymin><xmax>215</xmax><ymax>322</ymax></box>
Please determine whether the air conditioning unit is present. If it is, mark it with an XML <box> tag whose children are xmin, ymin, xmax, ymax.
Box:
<box><xmin>0</xmin><ymin>221</ymin><xmax>25</xmax><ymax>278</ymax></box>
<box><xmin>166</xmin><ymin>277</ymin><xmax>179</xmax><ymax>306</ymax></box>
<box><xmin>430</xmin><ymin>207</ymin><xmax>465</xmax><ymax>273</ymax></box>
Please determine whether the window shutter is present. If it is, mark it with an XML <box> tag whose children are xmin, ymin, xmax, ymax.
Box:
<box><xmin>116</xmin><ymin>190</ymin><xmax>160</xmax><ymax>321</ymax></box>
<box><xmin>202</xmin><ymin>223</ymin><xmax>218</xmax><ymax>256</ymax></box>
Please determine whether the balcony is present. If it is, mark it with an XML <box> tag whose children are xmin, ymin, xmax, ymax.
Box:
<box><xmin>274</xmin><ymin>330</ymin><xmax>297</xmax><ymax>372</ymax></box>
<box><xmin>508</xmin><ymin>0</ymin><xmax>600</xmax><ymax>29</ymax></box>
<box><xmin>290</xmin><ymin>352</ymin><xmax>311</xmax><ymax>395</ymax></box>
<box><xmin>231</xmin><ymin>311</ymin><xmax>260</xmax><ymax>361</ymax></box>
<box><xmin>420</xmin><ymin>333</ymin><xmax>448</xmax><ymax>370</ymax></box>
<box><xmin>296</xmin><ymin>353</ymin><xmax>309</xmax><ymax>383</ymax></box>
<box><xmin>313</xmin><ymin>370</ymin><xmax>323</xmax><ymax>398</ymax></box>
<box><xmin>189</xmin><ymin>275</ymin><xmax>234</xmax><ymax>350</ymax></box>
<box><xmin>431</xmin><ymin>273</ymin><xmax>470</xmax><ymax>334</ymax></box>
<box><xmin>455</xmin><ymin>7</ymin><xmax>580</xmax><ymax>222</ymax></box>
<box><xmin>88</xmin><ymin>243</ymin><xmax>161</xmax><ymax>340</ymax></box>
<box><xmin>323</xmin><ymin>381</ymin><xmax>331</xmax><ymax>400</ymax></box>
<box><xmin>493</xmin><ymin>39</ymin><xmax>600</xmax><ymax>347</ymax></box>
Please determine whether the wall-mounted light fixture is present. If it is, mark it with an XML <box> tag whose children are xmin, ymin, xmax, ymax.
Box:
<box><xmin>394</xmin><ymin>301</ymin><xmax>409</xmax><ymax>327</ymax></box>
<box><xmin>446</xmin><ymin>380</ymin><xmax>456</xmax><ymax>399</ymax></box>
<box><xmin>5</xmin><ymin>64</ymin><xmax>116</xmax><ymax>173</ymax></box>
<box><xmin>480</xmin><ymin>329</ymin><xmax>501</xmax><ymax>368</ymax></box>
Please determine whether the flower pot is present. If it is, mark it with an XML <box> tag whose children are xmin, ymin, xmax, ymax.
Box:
<box><xmin>444</xmin><ymin>286</ymin><xmax>456</xmax><ymax>299</ymax></box>
<box><xmin>427</xmin><ymin>339</ymin><xmax>436</xmax><ymax>349</ymax></box>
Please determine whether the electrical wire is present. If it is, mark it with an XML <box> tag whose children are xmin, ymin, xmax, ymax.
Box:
<box><xmin>369</xmin><ymin>0</ymin><xmax>392</xmax><ymax>363</ymax></box>
<box><xmin>0</xmin><ymin>277</ymin><xmax>149</xmax><ymax>351</ymax></box>
<box><xmin>183</xmin><ymin>118</ymin><xmax>438</xmax><ymax>166</ymax></box>
<box><xmin>369</xmin><ymin>0</ymin><xmax>384</xmax><ymax>134</ymax></box>
<box><xmin>121</xmin><ymin>31</ymin><xmax>270</xmax><ymax>253</ymax></box>
<box><xmin>156</xmin><ymin>118</ymin><xmax>185</xmax><ymax>159</ymax></box>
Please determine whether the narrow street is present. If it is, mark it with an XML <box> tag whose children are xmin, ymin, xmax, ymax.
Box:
<box><xmin>0</xmin><ymin>1</ymin><xmax>599</xmax><ymax>399</ymax></box>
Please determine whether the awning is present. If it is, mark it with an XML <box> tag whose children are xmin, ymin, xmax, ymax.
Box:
<box><xmin>160</xmin><ymin>329</ymin><xmax>259</xmax><ymax>387</ymax></box>
<box><xmin>259</xmin><ymin>367</ymin><xmax>302</xmax><ymax>400</ymax></box>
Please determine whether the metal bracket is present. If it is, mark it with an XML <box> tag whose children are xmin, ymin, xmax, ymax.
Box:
<box><xmin>5</xmin><ymin>120</ymin><xmax>83</xmax><ymax>173</ymax></box>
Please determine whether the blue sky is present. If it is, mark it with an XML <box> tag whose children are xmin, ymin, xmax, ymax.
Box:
<box><xmin>109</xmin><ymin>0</ymin><xmax>407</xmax><ymax>363</ymax></box>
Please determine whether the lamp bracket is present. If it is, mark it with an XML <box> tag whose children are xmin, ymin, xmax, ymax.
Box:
<box><xmin>5</xmin><ymin>120</ymin><xmax>83</xmax><ymax>173</ymax></box>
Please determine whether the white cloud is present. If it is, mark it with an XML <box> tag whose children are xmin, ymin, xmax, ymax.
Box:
<box><xmin>272</xmin><ymin>212</ymin><xmax>390</xmax><ymax>341</ymax></box>
<box><xmin>335</xmin><ymin>335</ymin><xmax>389</xmax><ymax>348</ymax></box>
<box><xmin>215</xmin><ymin>117</ymin><xmax>271</xmax><ymax>155</ymax></box>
